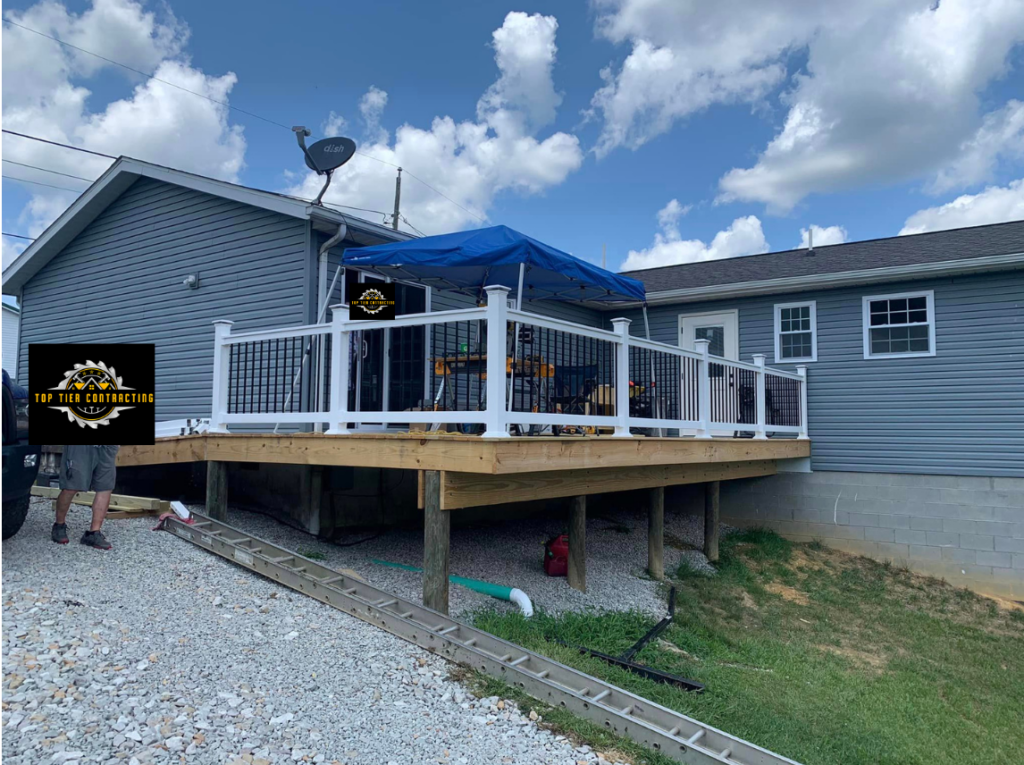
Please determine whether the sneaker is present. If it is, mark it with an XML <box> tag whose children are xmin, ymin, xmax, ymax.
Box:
<box><xmin>80</xmin><ymin>530</ymin><xmax>112</xmax><ymax>550</ymax></box>
<box><xmin>51</xmin><ymin>523</ymin><xmax>69</xmax><ymax>545</ymax></box>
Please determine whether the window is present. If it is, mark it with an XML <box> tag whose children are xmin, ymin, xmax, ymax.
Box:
<box><xmin>774</xmin><ymin>301</ymin><xmax>817</xmax><ymax>362</ymax></box>
<box><xmin>862</xmin><ymin>290</ymin><xmax>935</xmax><ymax>359</ymax></box>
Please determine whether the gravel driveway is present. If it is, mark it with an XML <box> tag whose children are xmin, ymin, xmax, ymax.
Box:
<box><xmin>2</xmin><ymin>499</ymin><xmax>625</xmax><ymax>765</ymax></box>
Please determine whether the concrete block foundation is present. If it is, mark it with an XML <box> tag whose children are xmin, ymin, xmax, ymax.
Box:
<box><xmin>723</xmin><ymin>471</ymin><xmax>1024</xmax><ymax>601</ymax></box>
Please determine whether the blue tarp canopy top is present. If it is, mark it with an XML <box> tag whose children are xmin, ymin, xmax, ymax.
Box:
<box><xmin>343</xmin><ymin>225</ymin><xmax>646</xmax><ymax>305</ymax></box>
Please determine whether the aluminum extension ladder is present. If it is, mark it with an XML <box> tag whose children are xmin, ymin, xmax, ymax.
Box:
<box><xmin>164</xmin><ymin>513</ymin><xmax>802</xmax><ymax>765</ymax></box>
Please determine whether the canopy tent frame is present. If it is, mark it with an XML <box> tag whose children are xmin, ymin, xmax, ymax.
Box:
<box><xmin>336</xmin><ymin>226</ymin><xmax>653</xmax><ymax>435</ymax></box>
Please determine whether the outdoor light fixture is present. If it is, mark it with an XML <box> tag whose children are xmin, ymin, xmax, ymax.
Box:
<box><xmin>182</xmin><ymin>273</ymin><xmax>200</xmax><ymax>289</ymax></box>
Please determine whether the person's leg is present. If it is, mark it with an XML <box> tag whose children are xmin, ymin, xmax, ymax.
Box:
<box><xmin>53</xmin><ymin>446</ymin><xmax>91</xmax><ymax>544</ymax></box>
<box><xmin>89</xmin><ymin>490</ymin><xmax>111</xmax><ymax>532</ymax></box>
<box><xmin>81</xmin><ymin>446</ymin><xmax>117</xmax><ymax>549</ymax></box>
<box><xmin>55</xmin><ymin>490</ymin><xmax>76</xmax><ymax>525</ymax></box>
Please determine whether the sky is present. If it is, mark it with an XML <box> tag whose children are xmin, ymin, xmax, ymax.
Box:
<box><xmin>2</xmin><ymin>0</ymin><xmax>1024</xmax><ymax>304</ymax></box>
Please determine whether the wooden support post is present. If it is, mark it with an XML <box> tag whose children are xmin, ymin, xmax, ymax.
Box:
<box><xmin>206</xmin><ymin>461</ymin><xmax>228</xmax><ymax>521</ymax></box>
<box><xmin>704</xmin><ymin>480</ymin><xmax>720</xmax><ymax>563</ymax></box>
<box><xmin>648</xmin><ymin>486</ymin><xmax>665</xmax><ymax>580</ymax></box>
<box><xmin>568</xmin><ymin>495</ymin><xmax>587</xmax><ymax>592</ymax></box>
<box><xmin>423</xmin><ymin>470</ymin><xmax>450</xmax><ymax>614</ymax></box>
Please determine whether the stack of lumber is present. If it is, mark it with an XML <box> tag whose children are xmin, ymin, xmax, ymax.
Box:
<box><xmin>29</xmin><ymin>487</ymin><xmax>171</xmax><ymax>519</ymax></box>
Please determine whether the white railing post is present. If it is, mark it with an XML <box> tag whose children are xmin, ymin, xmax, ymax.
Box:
<box><xmin>209</xmin><ymin>320</ymin><xmax>234</xmax><ymax>433</ymax></box>
<box><xmin>695</xmin><ymin>339</ymin><xmax>712</xmax><ymax>439</ymax></box>
<box><xmin>482</xmin><ymin>285</ymin><xmax>511</xmax><ymax>438</ymax></box>
<box><xmin>611</xmin><ymin>318</ymin><xmax>632</xmax><ymax>437</ymax></box>
<box><xmin>326</xmin><ymin>304</ymin><xmax>351</xmax><ymax>435</ymax></box>
<box><xmin>796</xmin><ymin>365</ymin><xmax>809</xmax><ymax>440</ymax></box>
<box><xmin>752</xmin><ymin>353</ymin><xmax>767</xmax><ymax>440</ymax></box>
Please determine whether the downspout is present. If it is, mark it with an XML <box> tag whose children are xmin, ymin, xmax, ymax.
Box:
<box><xmin>314</xmin><ymin>220</ymin><xmax>348</xmax><ymax>430</ymax></box>
<box><xmin>275</xmin><ymin>219</ymin><xmax>348</xmax><ymax>434</ymax></box>
<box><xmin>318</xmin><ymin>220</ymin><xmax>348</xmax><ymax>321</ymax></box>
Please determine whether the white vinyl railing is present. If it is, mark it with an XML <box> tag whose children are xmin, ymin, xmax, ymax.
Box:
<box><xmin>209</xmin><ymin>285</ymin><xmax>808</xmax><ymax>439</ymax></box>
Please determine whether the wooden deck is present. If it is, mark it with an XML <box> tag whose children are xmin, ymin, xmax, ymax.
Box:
<box><xmin>117</xmin><ymin>432</ymin><xmax>809</xmax><ymax>614</ymax></box>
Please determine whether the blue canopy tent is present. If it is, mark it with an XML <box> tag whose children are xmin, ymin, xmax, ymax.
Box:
<box><xmin>341</xmin><ymin>226</ymin><xmax>654</xmax><ymax>430</ymax></box>
<box><xmin>342</xmin><ymin>225</ymin><xmax>647</xmax><ymax>308</ymax></box>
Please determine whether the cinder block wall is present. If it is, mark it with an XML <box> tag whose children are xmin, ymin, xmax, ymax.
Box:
<box><xmin>722</xmin><ymin>471</ymin><xmax>1024</xmax><ymax>600</ymax></box>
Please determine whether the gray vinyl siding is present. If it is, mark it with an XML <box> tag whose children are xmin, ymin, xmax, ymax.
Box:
<box><xmin>614</xmin><ymin>269</ymin><xmax>1024</xmax><ymax>477</ymax></box>
<box><xmin>18</xmin><ymin>177</ymin><xmax>309</xmax><ymax>421</ymax></box>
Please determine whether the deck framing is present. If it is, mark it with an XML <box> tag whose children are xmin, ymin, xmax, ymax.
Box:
<box><xmin>118</xmin><ymin>432</ymin><xmax>809</xmax><ymax>476</ymax></box>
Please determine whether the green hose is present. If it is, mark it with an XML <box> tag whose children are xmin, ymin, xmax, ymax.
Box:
<box><xmin>370</xmin><ymin>558</ymin><xmax>532</xmax><ymax>615</ymax></box>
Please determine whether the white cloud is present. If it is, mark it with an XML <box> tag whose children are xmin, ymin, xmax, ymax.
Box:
<box><xmin>285</xmin><ymin>12</ymin><xmax>582</xmax><ymax>234</ymax></box>
<box><xmin>321</xmin><ymin>111</ymin><xmax>348</xmax><ymax>137</ymax></box>
<box><xmin>798</xmin><ymin>224</ymin><xmax>847</xmax><ymax>248</ymax></box>
<box><xmin>359</xmin><ymin>86</ymin><xmax>389</xmax><ymax>144</ymax></box>
<box><xmin>716</xmin><ymin>0</ymin><xmax>1024</xmax><ymax>211</ymax></box>
<box><xmin>928</xmin><ymin>100</ymin><xmax>1024</xmax><ymax>194</ymax></box>
<box><xmin>2</xmin><ymin>239</ymin><xmax>29</xmax><ymax>271</ymax></box>
<box><xmin>899</xmin><ymin>179</ymin><xmax>1024</xmax><ymax>234</ymax></box>
<box><xmin>479</xmin><ymin>12</ymin><xmax>563</xmax><ymax>130</ymax></box>
<box><xmin>2</xmin><ymin>0</ymin><xmax>247</xmax><ymax>235</ymax></box>
<box><xmin>622</xmin><ymin>200</ymin><xmax>769</xmax><ymax>270</ymax></box>
<box><xmin>590</xmin><ymin>1</ymin><xmax>1024</xmax><ymax>208</ymax></box>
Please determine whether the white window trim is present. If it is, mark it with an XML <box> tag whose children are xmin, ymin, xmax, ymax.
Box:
<box><xmin>773</xmin><ymin>300</ymin><xmax>817</xmax><ymax>363</ymax></box>
<box><xmin>862</xmin><ymin>289</ymin><xmax>936</xmax><ymax>360</ymax></box>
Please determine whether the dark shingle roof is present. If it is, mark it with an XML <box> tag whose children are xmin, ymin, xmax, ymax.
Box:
<box><xmin>621</xmin><ymin>220</ymin><xmax>1024</xmax><ymax>293</ymax></box>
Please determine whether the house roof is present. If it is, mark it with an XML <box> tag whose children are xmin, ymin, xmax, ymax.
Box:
<box><xmin>622</xmin><ymin>220</ymin><xmax>1024</xmax><ymax>304</ymax></box>
<box><xmin>2</xmin><ymin>157</ymin><xmax>412</xmax><ymax>295</ymax></box>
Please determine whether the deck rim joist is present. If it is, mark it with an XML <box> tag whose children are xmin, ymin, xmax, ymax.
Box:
<box><xmin>117</xmin><ymin>432</ymin><xmax>809</xmax><ymax>475</ymax></box>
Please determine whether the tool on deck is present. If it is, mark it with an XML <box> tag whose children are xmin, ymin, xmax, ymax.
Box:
<box><xmin>561</xmin><ymin>586</ymin><xmax>704</xmax><ymax>693</ymax></box>
<box><xmin>159</xmin><ymin>512</ymin><xmax>801</xmax><ymax>765</ymax></box>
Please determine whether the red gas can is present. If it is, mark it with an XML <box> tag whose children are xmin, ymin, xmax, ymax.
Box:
<box><xmin>544</xmin><ymin>534</ymin><xmax>569</xmax><ymax>577</ymax></box>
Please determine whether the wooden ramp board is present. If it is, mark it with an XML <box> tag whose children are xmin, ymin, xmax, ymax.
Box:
<box><xmin>118</xmin><ymin>433</ymin><xmax>809</xmax><ymax>475</ymax></box>
<box><xmin>439</xmin><ymin>460</ymin><xmax>776</xmax><ymax>510</ymax></box>
<box><xmin>30</xmin><ymin>486</ymin><xmax>170</xmax><ymax>516</ymax></box>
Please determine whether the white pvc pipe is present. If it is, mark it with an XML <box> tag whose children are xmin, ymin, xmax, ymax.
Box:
<box><xmin>509</xmin><ymin>588</ymin><xmax>534</xmax><ymax>617</ymax></box>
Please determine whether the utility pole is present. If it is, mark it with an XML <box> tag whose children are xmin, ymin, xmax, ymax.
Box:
<box><xmin>602</xmin><ymin>243</ymin><xmax>606</xmax><ymax>270</ymax></box>
<box><xmin>392</xmin><ymin>167</ymin><xmax>402</xmax><ymax>231</ymax></box>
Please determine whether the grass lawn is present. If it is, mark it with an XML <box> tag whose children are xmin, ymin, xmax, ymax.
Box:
<box><xmin>472</xmin><ymin>528</ymin><xmax>1024</xmax><ymax>765</ymax></box>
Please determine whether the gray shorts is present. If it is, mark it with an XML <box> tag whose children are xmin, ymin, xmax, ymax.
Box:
<box><xmin>59</xmin><ymin>445</ymin><xmax>120</xmax><ymax>493</ymax></box>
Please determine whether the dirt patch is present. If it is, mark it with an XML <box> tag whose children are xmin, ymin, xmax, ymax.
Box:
<box><xmin>977</xmin><ymin>593</ymin><xmax>1024</xmax><ymax>613</ymax></box>
<box><xmin>656</xmin><ymin>639</ymin><xmax>701</xmax><ymax>663</ymax></box>
<box><xmin>817</xmin><ymin>644</ymin><xmax>887</xmax><ymax>672</ymax></box>
<box><xmin>740</xmin><ymin>590</ymin><xmax>759</xmax><ymax>610</ymax></box>
<box><xmin>765</xmin><ymin>583</ymin><xmax>810</xmax><ymax>605</ymax></box>
<box><xmin>790</xmin><ymin>548</ymin><xmax>828</xmax><ymax>574</ymax></box>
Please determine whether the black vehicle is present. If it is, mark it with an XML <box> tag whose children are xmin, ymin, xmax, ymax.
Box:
<box><xmin>3</xmin><ymin>369</ymin><xmax>41</xmax><ymax>539</ymax></box>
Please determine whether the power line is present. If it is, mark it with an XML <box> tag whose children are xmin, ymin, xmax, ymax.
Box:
<box><xmin>2</xmin><ymin>174</ymin><xmax>84</xmax><ymax>193</ymax></box>
<box><xmin>401</xmin><ymin>167</ymin><xmax>486</xmax><ymax>224</ymax></box>
<box><xmin>2</xmin><ymin>129</ymin><xmax>116</xmax><ymax>159</ymax></box>
<box><xmin>321</xmin><ymin>201</ymin><xmax>391</xmax><ymax>218</ymax></box>
<box><xmin>4</xmin><ymin>19</ymin><xmax>293</xmax><ymax>131</ymax></box>
<box><xmin>400</xmin><ymin>215</ymin><xmax>425</xmax><ymax>237</ymax></box>
<box><xmin>2</xmin><ymin>232</ymin><xmax>35</xmax><ymax>241</ymax></box>
<box><xmin>2</xmin><ymin>159</ymin><xmax>95</xmax><ymax>182</ymax></box>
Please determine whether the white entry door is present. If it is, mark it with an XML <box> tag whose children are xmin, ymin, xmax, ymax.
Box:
<box><xmin>679</xmin><ymin>311</ymin><xmax>740</xmax><ymax>433</ymax></box>
<box><xmin>678</xmin><ymin>311</ymin><xmax>739</xmax><ymax>360</ymax></box>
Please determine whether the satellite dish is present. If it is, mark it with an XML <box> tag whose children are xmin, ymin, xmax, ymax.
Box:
<box><xmin>291</xmin><ymin>127</ymin><xmax>358</xmax><ymax>205</ymax></box>
<box><xmin>304</xmin><ymin>136</ymin><xmax>357</xmax><ymax>173</ymax></box>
